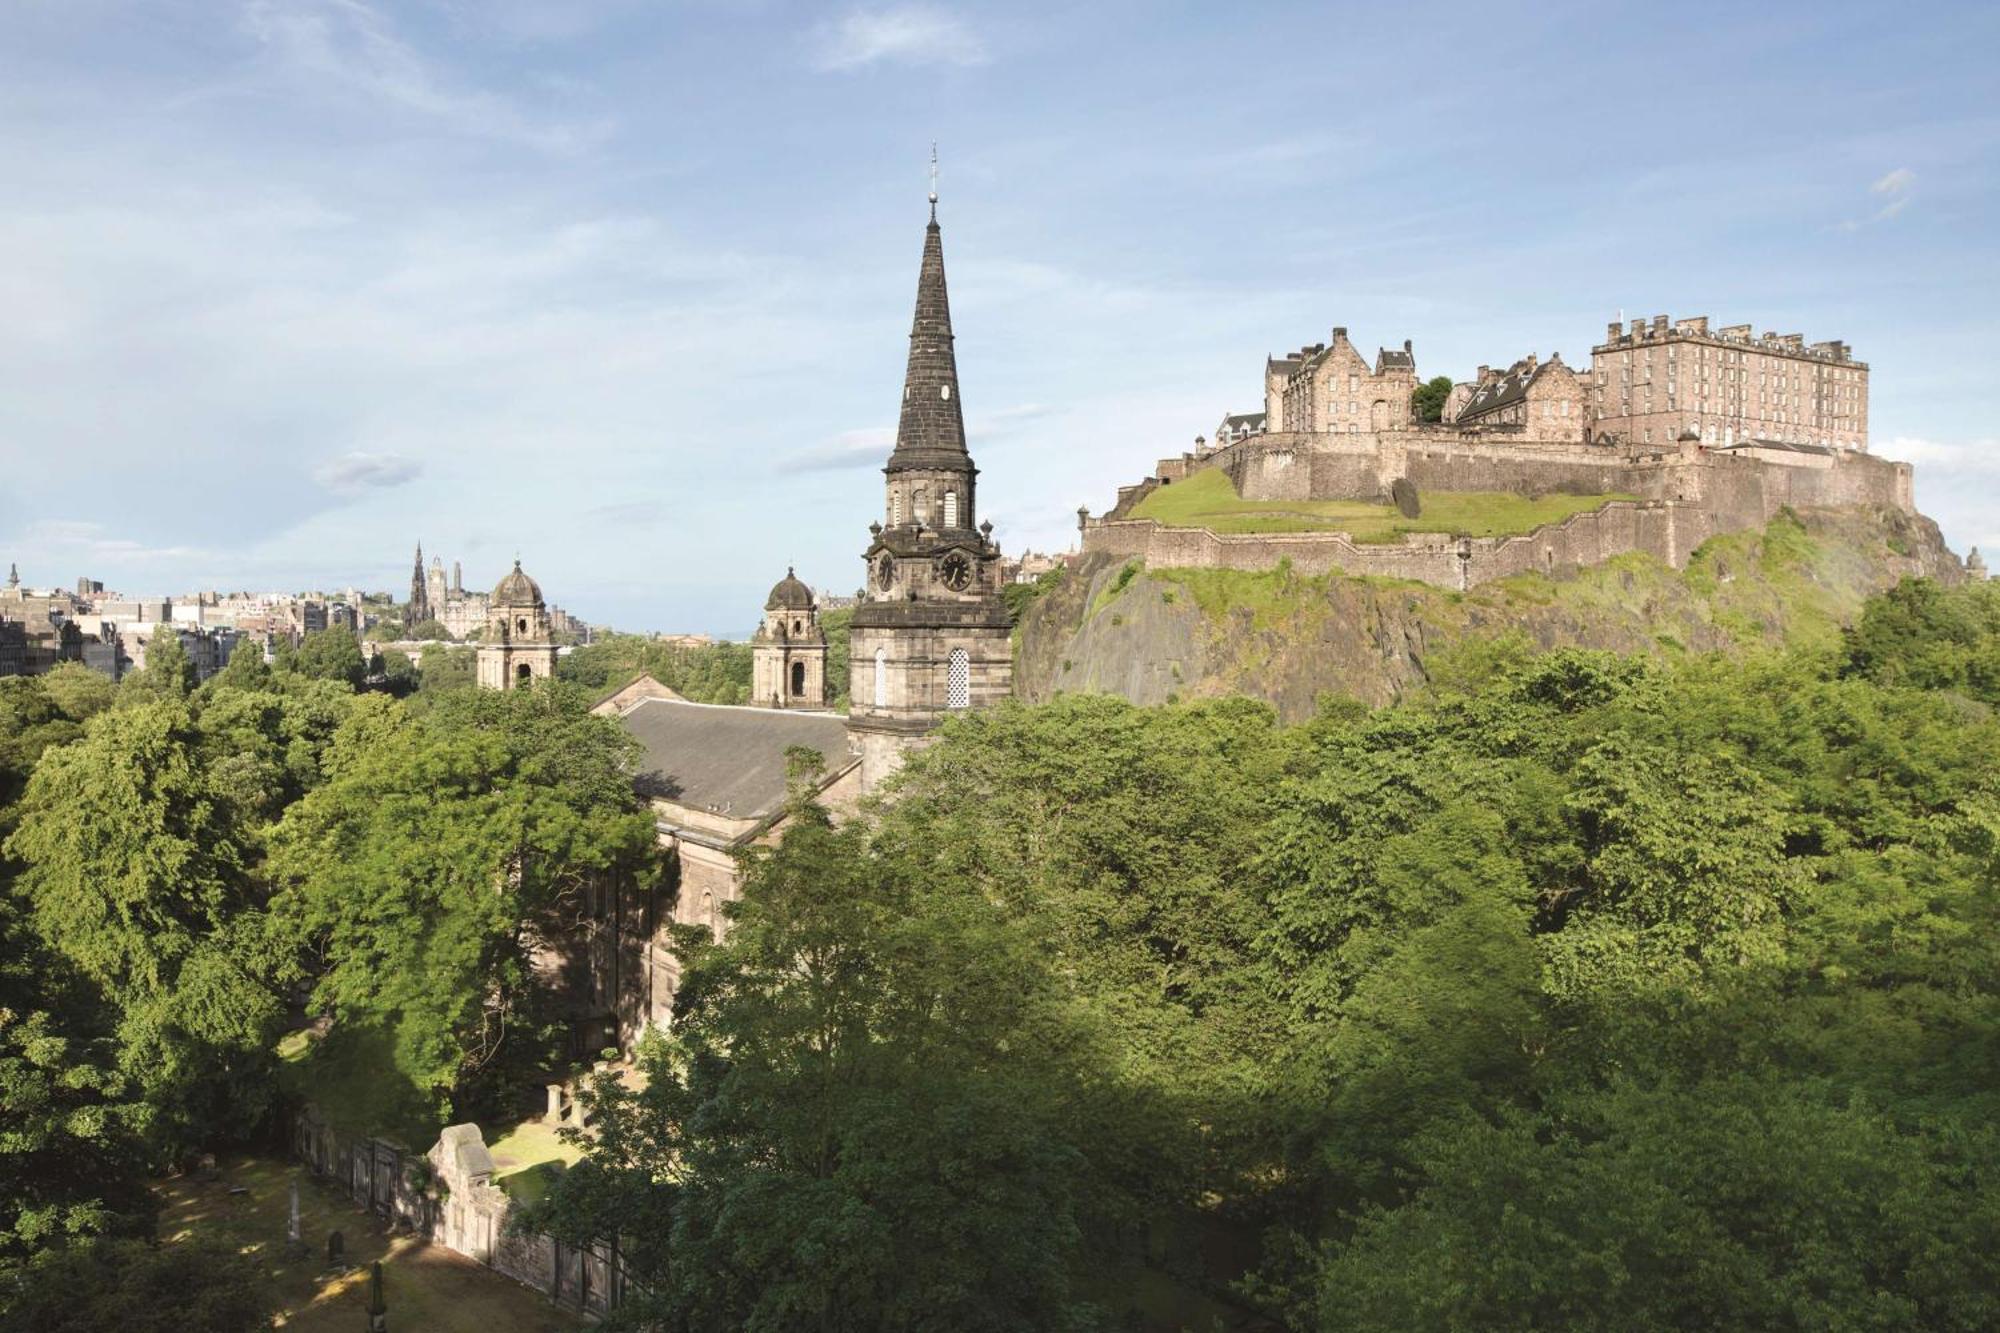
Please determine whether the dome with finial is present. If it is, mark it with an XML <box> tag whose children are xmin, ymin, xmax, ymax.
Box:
<box><xmin>765</xmin><ymin>567</ymin><xmax>815</xmax><ymax>612</ymax></box>
<box><xmin>491</xmin><ymin>559</ymin><xmax>544</xmax><ymax>607</ymax></box>
<box><xmin>1968</xmin><ymin>546</ymin><xmax>1988</xmax><ymax>579</ymax></box>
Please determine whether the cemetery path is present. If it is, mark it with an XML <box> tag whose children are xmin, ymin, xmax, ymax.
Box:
<box><xmin>156</xmin><ymin>1154</ymin><xmax>584</xmax><ymax>1332</ymax></box>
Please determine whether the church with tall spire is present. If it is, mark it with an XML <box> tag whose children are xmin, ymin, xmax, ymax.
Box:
<box><xmin>845</xmin><ymin>169</ymin><xmax>1014</xmax><ymax>785</ymax></box>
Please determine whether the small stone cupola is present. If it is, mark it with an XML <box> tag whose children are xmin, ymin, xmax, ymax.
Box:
<box><xmin>476</xmin><ymin>559</ymin><xmax>561</xmax><ymax>690</ymax></box>
<box><xmin>751</xmin><ymin>567</ymin><xmax>831</xmax><ymax>710</ymax></box>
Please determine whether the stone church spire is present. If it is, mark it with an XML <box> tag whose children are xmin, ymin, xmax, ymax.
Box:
<box><xmin>887</xmin><ymin>188</ymin><xmax>969</xmax><ymax>474</ymax></box>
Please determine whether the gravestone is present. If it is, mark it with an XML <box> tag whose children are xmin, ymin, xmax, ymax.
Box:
<box><xmin>327</xmin><ymin>1230</ymin><xmax>345</xmax><ymax>1267</ymax></box>
<box><xmin>1390</xmin><ymin>477</ymin><xmax>1422</xmax><ymax>519</ymax></box>
<box><xmin>366</xmin><ymin>1260</ymin><xmax>388</xmax><ymax>1332</ymax></box>
<box><xmin>284</xmin><ymin>1179</ymin><xmax>309</xmax><ymax>1260</ymax></box>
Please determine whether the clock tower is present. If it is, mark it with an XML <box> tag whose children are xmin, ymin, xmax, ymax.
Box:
<box><xmin>847</xmin><ymin>185</ymin><xmax>1013</xmax><ymax>787</ymax></box>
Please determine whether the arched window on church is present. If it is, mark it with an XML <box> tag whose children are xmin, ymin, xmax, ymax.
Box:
<box><xmin>946</xmin><ymin>647</ymin><xmax>970</xmax><ymax>710</ymax></box>
<box><xmin>942</xmin><ymin>491</ymin><xmax>959</xmax><ymax>528</ymax></box>
<box><xmin>873</xmin><ymin>647</ymin><xmax>887</xmax><ymax>707</ymax></box>
<box><xmin>913</xmin><ymin>487</ymin><xmax>928</xmax><ymax>523</ymax></box>
<box><xmin>791</xmin><ymin>659</ymin><xmax>806</xmax><ymax>697</ymax></box>
<box><xmin>699</xmin><ymin>891</ymin><xmax>715</xmax><ymax>938</ymax></box>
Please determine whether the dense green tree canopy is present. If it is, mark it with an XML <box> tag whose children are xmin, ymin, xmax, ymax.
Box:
<box><xmin>267</xmin><ymin>684</ymin><xmax>657</xmax><ymax>1118</ymax></box>
<box><xmin>1410</xmin><ymin>374</ymin><xmax>1455</xmax><ymax>422</ymax></box>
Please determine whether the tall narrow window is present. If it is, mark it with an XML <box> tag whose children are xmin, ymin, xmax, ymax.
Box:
<box><xmin>873</xmin><ymin>647</ymin><xmax>887</xmax><ymax>707</ymax></box>
<box><xmin>946</xmin><ymin>648</ymin><xmax>970</xmax><ymax>710</ymax></box>
<box><xmin>891</xmin><ymin>490</ymin><xmax>902</xmax><ymax>525</ymax></box>
<box><xmin>942</xmin><ymin>491</ymin><xmax>959</xmax><ymax>528</ymax></box>
<box><xmin>790</xmin><ymin>659</ymin><xmax>806</xmax><ymax>696</ymax></box>
<box><xmin>914</xmin><ymin>487</ymin><xmax>928</xmax><ymax>522</ymax></box>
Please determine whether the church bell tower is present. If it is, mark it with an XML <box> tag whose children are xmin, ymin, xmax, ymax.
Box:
<box><xmin>846</xmin><ymin>172</ymin><xmax>1013</xmax><ymax>786</ymax></box>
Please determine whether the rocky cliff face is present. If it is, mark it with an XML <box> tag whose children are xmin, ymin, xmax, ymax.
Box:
<box><xmin>1016</xmin><ymin>506</ymin><xmax>1960</xmax><ymax>720</ymax></box>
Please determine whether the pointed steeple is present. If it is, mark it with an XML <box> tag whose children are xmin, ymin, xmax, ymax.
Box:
<box><xmin>888</xmin><ymin>183</ymin><xmax>969</xmax><ymax>474</ymax></box>
<box><xmin>5</xmin><ymin>562</ymin><xmax>17</xmax><ymax>589</ymax></box>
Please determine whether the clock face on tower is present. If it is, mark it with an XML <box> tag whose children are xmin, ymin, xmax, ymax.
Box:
<box><xmin>875</xmin><ymin>554</ymin><xmax>895</xmax><ymax>591</ymax></box>
<box><xmin>938</xmin><ymin>551</ymin><xmax>972</xmax><ymax>592</ymax></box>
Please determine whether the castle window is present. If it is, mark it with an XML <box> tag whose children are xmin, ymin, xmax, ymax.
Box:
<box><xmin>942</xmin><ymin>491</ymin><xmax>959</xmax><ymax>528</ymax></box>
<box><xmin>873</xmin><ymin>647</ymin><xmax>887</xmax><ymax>706</ymax></box>
<box><xmin>946</xmin><ymin>648</ymin><xmax>970</xmax><ymax>710</ymax></box>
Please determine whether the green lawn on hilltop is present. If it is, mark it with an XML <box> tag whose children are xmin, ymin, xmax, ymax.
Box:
<box><xmin>1128</xmin><ymin>465</ymin><xmax>1634</xmax><ymax>540</ymax></box>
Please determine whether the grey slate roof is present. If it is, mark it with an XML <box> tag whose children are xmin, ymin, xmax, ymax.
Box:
<box><xmin>617</xmin><ymin>698</ymin><xmax>857</xmax><ymax>821</ymax></box>
<box><xmin>1376</xmin><ymin>348</ymin><xmax>1414</xmax><ymax>371</ymax></box>
<box><xmin>1459</xmin><ymin>360</ymin><xmax>1547</xmax><ymax>421</ymax></box>
<box><xmin>1222</xmin><ymin>412</ymin><xmax>1266</xmax><ymax>429</ymax></box>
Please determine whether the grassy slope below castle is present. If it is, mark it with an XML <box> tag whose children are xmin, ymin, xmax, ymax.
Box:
<box><xmin>1019</xmin><ymin>505</ymin><xmax>1956</xmax><ymax>718</ymax></box>
<box><xmin>1128</xmin><ymin>464</ymin><xmax>1635</xmax><ymax>538</ymax></box>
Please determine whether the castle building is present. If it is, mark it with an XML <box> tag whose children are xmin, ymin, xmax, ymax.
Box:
<box><xmin>1451</xmin><ymin>353</ymin><xmax>1588</xmax><ymax>441</ymax></box>
<box><xmin>1267</xmin><ymin>328</ymin><xmax>1418</xmax><ymax>435</ymax></box>
<box><xmin>750</xmin><ymin>569</ymin><xmax>831</xmax><ymax>709</ymax></box>
<box><xmin>476</xmin><ymin>560</ymin><xmax>560</xmax><ymax>690</ymax></box>
<box><xmin>845</xmin><ymin>189</ymin><xmax>1013</xmax><ymax>787</ymax></box>
<box><xmin>1590</xmin><ymin>315</ymin><xmax>1868</xmax><ymax>449</ymax></box>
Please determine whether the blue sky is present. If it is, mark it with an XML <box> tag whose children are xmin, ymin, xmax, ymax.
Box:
<box><xmin>0</xmin><ymin>1</ymin><xmax>1994</xmax><ymax>634</ymax></box>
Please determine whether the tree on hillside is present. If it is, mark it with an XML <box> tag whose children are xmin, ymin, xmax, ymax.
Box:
<box><xmin>294</xmin><ymin>629</ymin><xmax>366</xmax><ymax>689</ymax></box>
<box><xmin>267</xmin><ymin>686</ymin><xmax>656</xmax><ymax>1122</ymax></box>
<box><xmin>0</xmin><ymin>1237</ymin><xmax>270</xmax><ymax>1333</ymax></box>
<box><xmin>404</xmin><ymin>618</ymin><xmax>452</xmax><ymax>642</ymax></box>
<box><xmin>207</xmin><ymin>638</ymin><xmax>268</xmax><ymax>693</ymax></box>
<box><xmin>3</xmin><ymin>701</ymin><xmax>281</xmax><ymax>1149</ymax></box>
<box><xmin>128</xmin><ymin>632</ymin><xmax>195</xmax><ymax>699</ymax></box>
<box><xmin>526</xmin><ymin>775</ymin><xmax>1148</xmax><ymax>1332</ymax></box>
<box><xmin>1411</xmin><ymin>374</ymin><xmax>1455</xmax><ymax>423</ymax></box>
<box><xmin>35</xmin><ymin>664</ymin><xmax>115</xmax><ymax>725</ymax></box>
<box><xmin>417</xmin><ymin>645</ymin><xmax>477</xmax><ymax>693</ymax></box>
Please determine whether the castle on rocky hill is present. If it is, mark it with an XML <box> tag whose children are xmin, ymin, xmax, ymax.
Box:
<box><xmin>1082</xmin><ymin>313</ymin><xmax>1913</xmax><ymax>592</ymax></box>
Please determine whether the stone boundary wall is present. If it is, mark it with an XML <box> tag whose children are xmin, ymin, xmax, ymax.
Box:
<box><xmin>1082</xmin><ymin>499</ymin><xmax>1695</xmax><ymax>590</ymax></box>
<box><xmin>1083</xmin><ymin>431</ymin><xmax>1915</xmax><ymax>589</ymax></box>
<box><xmin>291</xmin><ymin>1105</ymin><xmax>629</xmax><ymax>1318</ymax></box>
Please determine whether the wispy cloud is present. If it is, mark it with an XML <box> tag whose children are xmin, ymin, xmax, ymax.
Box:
<box><xmin>812</xmin><ymin>6</ymin><xmax>987</xmax><ymax>71</ymax></box>
<box><xmin>1839</xmin><ymin>167</ymin><xmax>1916</xmax><ymax>230</ymax></box>
<box><xmin>313</xmin><ymin>450</ymin><xmax>423</xmax><ymax>494</ymax></box>
<box><xmin>239</xmin><ymin>0</ymin><xmax>611</xmax><ymax>152</ymax></box>
<box><xmin>779</xmin><ymin>426</ymin><xmax>896</xmax><ymax>472</ymax></box>
<box><xmin>22</xmin><ymin>520</ymin><xmax>202</xmax><ymax>565</ymax></box>
<box><xmin>1876</xmin><ymin>436</ymin><xmax>1997</xmax><ymax>472</ymax></box>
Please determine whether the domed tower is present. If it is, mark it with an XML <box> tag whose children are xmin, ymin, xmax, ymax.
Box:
<box><xmin>847</xmin><ymin>179</ymin><xmax>1012</xmax><ymax>786</ymax></box>
<box><xmin>477</xmin><ymin>559</ymin><xmax>560</xmax><ymax>690</ymax></box>
<box><xmin>751</xmin><ymin>568</ymin><xmax>831</xmax><ymax>710</ymax></box>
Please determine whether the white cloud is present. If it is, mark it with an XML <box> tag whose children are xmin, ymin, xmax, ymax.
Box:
<box><xmin>1871</xmin><ymin>167</ymin><xmax>1916</xmax><ymax>196</ymax></box>
<box><xmin>238</xmin><ymin>0</ymin><xmax>611</xmax><ymax>152</ymax></box>
<box><xmin>1874</xmin><ymin>436</ymin><xmax>1997</xmax><ymax>471</ymax></box>
<box><xmin>780</xmin><ymin>426</ymin><xmax>897</xmax><ymax>472</ymax></box>
<box><xmin>313</xmin><ymin>450</ymin><xmax>424</xmax><ymax>493</ymax></box>
<box><xmin>1840</xmin><ymin>167</ymin><xmax>1916</xmax><ymax>230</ymax></box>
<box><xmin>813</xmin><ymin>6</ymin><xmax>987</xmax><ymax>71</ymax></box>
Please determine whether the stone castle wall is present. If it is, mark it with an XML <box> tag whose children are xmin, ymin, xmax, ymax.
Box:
<box><xmin>1083</xmin><ymin>431</ymin><xmax>1913</xmax><ymax>590</ymax></box>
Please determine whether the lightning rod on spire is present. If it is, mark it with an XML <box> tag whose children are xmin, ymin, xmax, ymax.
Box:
<box><xmin>928</xmin><ymin>142</ymin><xmax>939</xmax><ymax>221</ymax></box>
